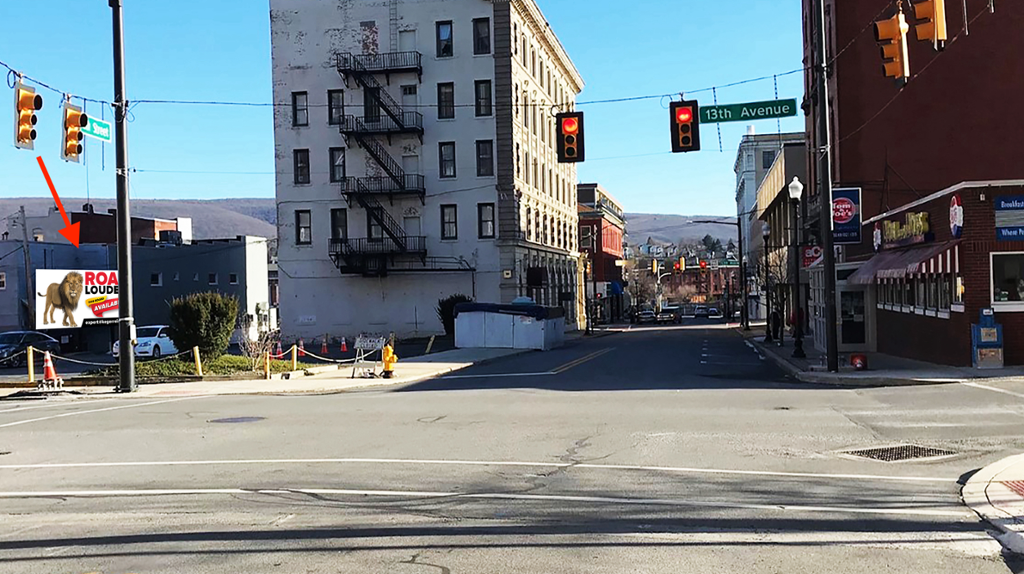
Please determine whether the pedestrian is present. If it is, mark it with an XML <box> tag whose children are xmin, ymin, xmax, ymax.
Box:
<box><xmin>770</xmin><ymin>309</ymin><xmax>781</xmax><ymax>341</ymax></box>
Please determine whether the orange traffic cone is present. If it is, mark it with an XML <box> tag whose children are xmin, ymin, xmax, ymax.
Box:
<box><xmin>341</xmin><ymin>337</ymin><xmax>348</xmax><ymax>353</ymax></box>
<box><xmin>298</xmin><ymin>339</ymin><xmax>306</xmax><ymax>357</ymax></box>
<box><xmin>42</xmin><ymin>351</ymin><xmax>63</xmax><ymax>388</ymax></box>
<box><xmin>274</xmin><ymin>341</ymin><xmax>283</xmax><ymax>357</ymax></box>
<box><xmin>320</xmin><ymin>338</ymin><xmax>328</xmax><ymax>355</ymax></box>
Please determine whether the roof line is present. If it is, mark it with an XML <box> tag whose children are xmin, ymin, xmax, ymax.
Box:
<box><xmin>862</xmin><ymin>179</ymin><xmax>1024</xmax><ymax>225</ymax></box>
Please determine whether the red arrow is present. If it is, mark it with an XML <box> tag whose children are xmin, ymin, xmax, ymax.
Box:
<box><xmin>36</xmin><ymin>156</ymin><xmax>80</xmax><ymax>248</ymax></box>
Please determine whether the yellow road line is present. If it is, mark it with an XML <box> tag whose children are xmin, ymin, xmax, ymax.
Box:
<box><xmin>551</xmin><ymin>348</ymin><xmax>614</xmax><ymax>374</ymax></box>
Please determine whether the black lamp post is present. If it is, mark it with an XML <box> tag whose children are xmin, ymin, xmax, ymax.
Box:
<box><xmin>763</xmin><ymin>224</ymin><xmax>773</xmax><ymax>343</ymax></box>
<box><xmin>788</xmin><ymin>177</ymin><xmax>807</xmax><ymax>359</ymax></box>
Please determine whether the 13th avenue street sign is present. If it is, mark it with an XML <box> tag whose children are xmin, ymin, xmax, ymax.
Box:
<box><xmin>82</xmin><ymin>117</ymin><xmax>112</xmax><ymax>142</ymax></box>
<box><xmin>699</xmin><ymin>98</ymin><xmax>798</xmax><ymax>124</ymax></box>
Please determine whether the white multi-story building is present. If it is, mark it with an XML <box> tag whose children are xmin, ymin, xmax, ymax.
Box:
<box><xmin>270</xmin><ymin>0</ymin><xmax>585</xmax><ymax>338</ymax></box>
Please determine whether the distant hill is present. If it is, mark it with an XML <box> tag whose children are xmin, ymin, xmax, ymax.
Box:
<box><xmin>0</xmin><ymin>198</ymin><xmax>276</xmax><ymax>240</ymax></box>
<box><xmin>625</xmin><ymin>213</ymin><xmax>737</xmax><ymax>246</ymax></box>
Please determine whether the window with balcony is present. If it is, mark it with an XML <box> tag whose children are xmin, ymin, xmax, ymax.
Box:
<box><xmin>331</xmin><ymin>209</ymin><xmax>347</xmax><ymax>241</ymax></box>
<box><xmin>329</xmin><ymin>147</ymin><xmax>346</xmax><ymax>183</ymax></box>
<box><xmin>476</xmin><ymin>140</ymin><xmax>494</xmax><ymax>177</ymax></box>
<box><xmin>473</xmin><ymin>18</ymin><xmax>491</xmax><ymax>55</ymax></box>
<box><xmin>437</xmin><ymin>83</ymin><xmax>455</xmax><ymax>119</ymax></box>
<box><xmin>475</xmin><ymin>80</ymin><xmax>492</xmax><ymax>117</ymax></box>
<box><xmin>436</xmin><ymin>21</ymin><xmax>453</xmax><ymax>57</ymax></box>
<box><xmin>291</xmin><ymin>91</ymin><xmax>308</xmax><ymax>127</ymax></box>
<box><xmin>478</xmin><ymin>203</ymin><xmax>495</xmax><ymax>238</ymax></box>
<box><xmin>441</xmin><ymin>204</ymin><xmax>458</xmax><ymax>240</ymax></box>
<box><xmin>295</xmin><ymin>210</ymin><xmax>312</xmax><ymax>245</ymax></box>
<box><xmin>439</xmin><ymin>142</ymin><xmax>457</xmax><ymax>178</ymax></box>
<box><xmin>327</xmin><ymin>89</ymin><xmax>344</xmax><ymax>125</ymax></box>
<box><xmin>293</xmin><ymin>149</ymin><xmax>310</xmax><ymax>184</ymax></box>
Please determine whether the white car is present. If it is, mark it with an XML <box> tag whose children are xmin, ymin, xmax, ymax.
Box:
<box><xmin>112</xmin><ymin>325</ymin><xmax>179</xmax><ymax>359</ymax></box>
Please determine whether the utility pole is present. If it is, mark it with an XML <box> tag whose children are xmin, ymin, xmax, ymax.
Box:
<box><xmin>815</xmin><ymin>0</ymin><xmax>839</xmax><ymax>372</ymax></box>
<box><xmin>19</xmin><ymin>206</ymin><xmax>33</xmax><ymax>329</ymax></box>
<box><xmin>737</xmin><ymin>217</ymin><xmax>749</xmax><ymax>329</ymax></box>
<box><xmin>111</xmin><ymin>0</ymin><xmax>136</xmax><ymax>392</ymax></box>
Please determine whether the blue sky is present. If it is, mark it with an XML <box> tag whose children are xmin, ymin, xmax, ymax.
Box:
<box><xmin>0</xmin><ymin>0</ymin><xmax>805</xmax><ymax>217</ymax></box>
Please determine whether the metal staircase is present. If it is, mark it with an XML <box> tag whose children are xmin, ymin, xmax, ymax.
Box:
<box><xmin>354</xmin><ymin>193</ymin><xmax>408</xmax><ymax>250</ymax></box>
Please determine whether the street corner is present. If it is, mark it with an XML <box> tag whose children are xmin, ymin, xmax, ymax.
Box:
<box><xmin>963</xmin><ymin>453</ymin><xmax>1024</xmax><ymax>555</ymax></box>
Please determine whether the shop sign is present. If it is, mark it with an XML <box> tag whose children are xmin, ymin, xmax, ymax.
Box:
<box><xmin>995</xmin><ymin>195</ymin><xmax>1024</xmax><ymax>241</ymax></box>
<box><xmin>949</xmin><ymin>194</ymin><xmax>964</xmax><ymax>238</ymax></box>
<box><xmin>35</xmin><ymin>270</ymin><xmax>119</xmax><ymax>329</ymax></box>
<box><xmin>802</xmin><ymin>245</ymin><xmax>823</xmax><ymax>268</ymax></box>
<box><xmin>832</xmin><ymin>188</ymin><xmax>862</xmax><ymax>245</ymax></box>
<box><xmin>873</xmin><ymin>212</ymin><xmax>931</xmax><ymax>251</ymax></box>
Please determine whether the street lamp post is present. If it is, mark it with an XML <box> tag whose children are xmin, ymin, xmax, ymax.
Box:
<box><xmin>788</xmin><ymin>177</ymin><xmax>807</xmax><ymax>359</ymax></box>
<box><xmin>763</xmin><ymin>225</ymin><xmax>773</xmax><ymax>343</ymax></box>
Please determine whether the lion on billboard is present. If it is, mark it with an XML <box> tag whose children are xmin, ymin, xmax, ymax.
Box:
<box><xmin>39</xmin><ymin>272</ymin><xmax>84</xmax><ymax>327</ymax></box>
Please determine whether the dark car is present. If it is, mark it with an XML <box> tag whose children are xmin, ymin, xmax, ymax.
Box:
<box><xmin>0</xmin><ymin>331</ymin><xmax>61</xmax><ymax>367</ymax></box>
<box><xmin>694</xmin><ymin>306</ymin><xmax>710</xmax><ymax>318</ymax></box>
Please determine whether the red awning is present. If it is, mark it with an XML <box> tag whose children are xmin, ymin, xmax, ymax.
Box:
<box><xmin>847</xmin><ymin>241</ymin><xmax>960</xmax><ymax>285</ymax></box>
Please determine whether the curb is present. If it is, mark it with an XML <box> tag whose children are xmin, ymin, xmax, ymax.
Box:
<box><xmin>963</xmin><ymin>453</ymin><xmax>1024</xmax><ymax>555</ymax></box>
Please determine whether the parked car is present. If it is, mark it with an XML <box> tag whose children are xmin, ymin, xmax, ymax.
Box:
<box><xmin>113</xmin><ymin>325</ymin><xmax>179</xmax><ymax>359</ymax></box>
<box><xmin>708</xmin><ymin>307</ymin><xmax>722</xmax><ymax>318</ymax></box>
<box><xmin>0</xmin><ymin>331</ymin><xmax>61</xmax><ymax>367</ymax></box>
<box><xmin>694</xmin><ymin>306</ymin><xmax>710</xmax><ymax>318</ymax></box>
<box><xmin>636</xmin><ymin>310</ymin><xmax>657</xmax><ymax>324</ymax></box>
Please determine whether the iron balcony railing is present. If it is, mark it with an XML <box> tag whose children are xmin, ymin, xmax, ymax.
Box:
<box><xmin>339</xmin><ymin>113</ymin><xmax>423</xmax><ymax>134</ymax></box>
<box><xmin>336</xmin><ymin>51</ymin><xmax>422</xmax><ymax>75</ymax></box>
<box><xmin>330</xmin><ymin>236</ymin><xmax>427</xmax><ymax>257</ymax></box>
<box><xmin>341</xmin><ymin>175</ymin><xmax>425</xmax><ymax>196</ymax></box>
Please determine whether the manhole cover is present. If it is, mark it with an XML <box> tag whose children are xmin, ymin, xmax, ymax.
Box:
<box><xmin>209</xmin><ymin>416</ymin><xmax>265</xmax><ymax>424</ymax></box>
<box><xmin>840</xmin><ymin>444</ymin><xmax>956</xmax><ymax>462</ymax></box>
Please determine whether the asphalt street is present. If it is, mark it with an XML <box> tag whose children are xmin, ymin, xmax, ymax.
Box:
<box><xmin>1</xmin><ymin>320</ymin><xmax>1024</xmax><ymax>573</ymax></box>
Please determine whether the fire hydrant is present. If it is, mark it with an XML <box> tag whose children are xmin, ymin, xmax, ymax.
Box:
<box><xmin>382</xmin><ymin>344</ymin><xmax>398</xmax><ymax>379</ymax></box>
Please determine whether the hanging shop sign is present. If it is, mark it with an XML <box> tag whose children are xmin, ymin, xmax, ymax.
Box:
<box><xmin>873</xmin><ymin>212</ymin><xmax>932</xmax><ymax>251</ymax></box>
<box><xmin>949</xmin><ymin>194</ymin><xmax>964</xmax><ymax>239</ymax></box>
<box><xmin>832</xmin><ymin>187</ymin><xmax>862</xmax><ymax>245</ymax></box>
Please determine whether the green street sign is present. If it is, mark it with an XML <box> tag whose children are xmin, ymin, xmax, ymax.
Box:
<box><xmin>82</xmin><ymin>117</ymin><xmax>112</xmax><ymax>142</ymax></box>
<box><xmin>699</xmin><ymin>98</ymin><xmax>798</xmax><ymax>124</ymax></box>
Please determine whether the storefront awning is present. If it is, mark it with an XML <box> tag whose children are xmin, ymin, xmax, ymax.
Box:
<box><xmin>847</xmin><ymin>241</ymin><xmax>960</xmax><ymax>285</ymax></box>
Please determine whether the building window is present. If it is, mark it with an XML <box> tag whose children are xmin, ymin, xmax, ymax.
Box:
<box><xmin>0</xmin><ymin>272</ymin><xmax>5</xmax><ymax>290</ymax></box>
<box><xmin>475</xmin><ymin>80</ymin><xmax>492</xmax><ymax>116</ymax></box>
<box><xmin>208</xmin><ymin>273</ymin><xmax>218</xmax><ymax>286</ymax></box>
<box><xmin>295</xmin><ymin>210</ymin><xmax>312</xmax><ymax>245</ymax></box>
<box><xmin>436</xmin><ymin>21</ymin><xmax>453</xmax><ymax>57</ymax></box>
<box><xmin>150</xmin><ymin>272</ymin><xmax>162</xmax><ymax>287</ymax></box>
<box><xmin>478</xmin><ymin>203</ymin><xmax>495</xmax><ymax>238</ymax></box>
<box><xmin>327</xmin><ymin>89</ymin><xmax>344</xmax><ymax>125</ymax></box>
<box><xmin>762</xmin><ymin>150</ymin><xmax>775</xmax><ymax>169</ymax></box>
<box><xmin>437</xmin><ymin>82</ymin><xmax>455</xmax><ymax>119</ymax></box>
<box><xmin>363</xmin><ymin>87</ymin><xmax>381</xmax><ymax>121</ymax></box>
<box><xmin>992</xmin><ymin>253</ymin><xmax>1024</xmax><ymax>308</ymax></box>
<box><xmin>329</xmin><ymin>147</ymin><xmax>346</xmax><ymax>183</ymax></box>
<box><xmin>173</xmin><ymin>272</ymin><xmax>180</xmax><ymax>282</ymax></box>
<box><xmin>293</xmin><ymin>149</ymin><xmax>310</xmax><ymax>184</ymax></box>
<box><xmin>368</xmin><ymin>211</ymin><xmax>384</xmax><ymax>241</ymax></box>
<box><xmin>476</xmin><ymin>140</ymin><xmax>494</xmax><ymax>177</ymax></box>
<box><xmin>330</xmin><ymin>208</ymin><xmax>347</xmax><ymax>241</ymax></box>
<box><xmin>473</xmin><ymin>18</ymin><xmax>491</xmax><ymax>54</ymax></box>
<box><xmin>439</xmin><ymin>142</ymin><xmax>456</xmax><ymax>178</ymax></box>
<box><xmin>580</xmin><ymin>226</ymin><xmax>593</xmax><ymax>249</ymax></box>
<box><xmin>441</xmin><ymin>204</ymin><xmax>458</xmax><ymax>240</ymax></box>
<box><xmin>229</xmin><ymin>273</ymin><xmax>239</xmax><ymax>285</ymax></box>
<box><xmin>291</xmin><ymin>91</ymin><xmax>308</xmax><ymax>127</ymax></box>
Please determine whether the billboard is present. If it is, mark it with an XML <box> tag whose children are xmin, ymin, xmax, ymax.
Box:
<box><xmin>35</xmin><ymin>270</ymin><xmax>119</xmax><ymax>329</ymax></box>
<box><xmin>832</xmin><ymin>187</ymin><xmax>863</xmax><ymax>245</ymax></box>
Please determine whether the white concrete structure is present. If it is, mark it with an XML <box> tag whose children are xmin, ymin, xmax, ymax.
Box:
<box><xmin>270</xmin><ymin>0</ymin><xmax>584</xmax><ymax>339</ymax></box>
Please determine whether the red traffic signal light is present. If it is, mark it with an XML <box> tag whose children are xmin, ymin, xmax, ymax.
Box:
<box><xmin>670</xmin><ymin>100</ymin><xmax>701</xmax><ymax>153</ymax></box>
<box><xmin>556</xmin><ymin>111</ymin><xmax>585</xmax><ymax>163</ymax></box>
<box><xmin>699</xmin><ymin>260</ymin><xmax>708</xmax><ymax>270</ymax></box>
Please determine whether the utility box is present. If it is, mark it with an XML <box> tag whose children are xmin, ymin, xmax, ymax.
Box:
<box><xmin>454</xmin><ymin>302</ymin><xmax>565</xmax><ymax>351</ymax></box>
<box><xmin>972</xmin><ymin>308</ymin><xmax>1004</xmax><ymax>369</ymax></box>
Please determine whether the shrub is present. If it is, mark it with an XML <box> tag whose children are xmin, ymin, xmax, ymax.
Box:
<box><xmin>167</xmin><ymin>292</ymin><xmax>239</xmax><ymax>360</ymax></box>
<box><xmin>436</xmin><ymin>293</ymin><xmax>473</xmax><ymax>336</ymax></box>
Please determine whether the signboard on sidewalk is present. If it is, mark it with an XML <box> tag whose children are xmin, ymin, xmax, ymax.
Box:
<box><xmin>832</xmin><ymin>187</ymin><xmax>863</xmax><ymax>245</ymax></box>
<box><xmin>35</xmin><ymin>270</ymin><xmax>119</xmax><ymax>329</ymax></box>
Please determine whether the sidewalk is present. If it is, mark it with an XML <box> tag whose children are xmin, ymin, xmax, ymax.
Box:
<box><xmin>964</xmin><ymin>454</ymin><xmax>1024</xmax><ymax>554</ymax></box>
<box><xmin>743</xmin><ymin>328</ymin><xmax>1024</xmax><ymax>386</ymax></box>
<box><xmin>0</xmin><ymin>347</ymin><xmax>528</xmax><ymax>398</ymax></box>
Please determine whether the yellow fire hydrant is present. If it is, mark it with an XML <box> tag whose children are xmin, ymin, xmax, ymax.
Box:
<box><xmin>382</xmin><ymin>344</ymin><xmax>398</xmax><ymax>379</ymax></box>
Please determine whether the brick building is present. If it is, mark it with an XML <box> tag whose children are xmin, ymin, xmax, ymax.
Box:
<box><xmin>578</xmin><ymin>183</ymin><xmax>626</xmax><ymax>322</ymax></box>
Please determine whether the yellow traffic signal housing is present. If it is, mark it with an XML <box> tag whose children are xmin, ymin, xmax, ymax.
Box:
<box><xmin>14</xmin><ymin>82</ymin><xmax>43</xmax><ymax>150</ymax></box>
<box><xmin>679</xmin><ymin>257</ymin><xmax>686</xmax><ymax>273</ymax></box>
<box><xmin>914</xmin><ymin>0</ymin><xmax>947</xmax><ymax>50</ymax></box>
<box><xmin>61</xmin><ymin>103</ymin><xmax>88</xmax><ymax>163</ymax></box>
<box><xmin>651</xmin><ymin>260</ymin><xmax>658</xmax><ymax>275</ymax></box>
<box><xmin>875</xmin><ymin>10</ymin><xmax>911</xmax><ymax>82</ymax></box>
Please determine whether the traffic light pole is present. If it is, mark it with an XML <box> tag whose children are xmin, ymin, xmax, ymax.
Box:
<box><xmin>814</xmin><ymin>0</ymin><xmax>839</xmax><ymax>372</ymax></box>
<box><xmin>111</xmin><ymin>0</ymin><xmax>136</xmax><ymax>392</ymax></box>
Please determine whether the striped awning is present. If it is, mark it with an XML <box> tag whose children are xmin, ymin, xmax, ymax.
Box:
<box><xmin>848</xmin><ymin>241</ymin><xmax>960</xmax><ymax>285</ymax></box>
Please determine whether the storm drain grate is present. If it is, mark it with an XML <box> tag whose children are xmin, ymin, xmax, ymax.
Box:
<box><xmin>840</xmin><ymin>444</ymin><xmax>956</xmax><ymax>462</ymax></box>
<box><xmin>209</xmin><ymin>416</ymin><xmax>265</xmax><ymax>424</ymax></box>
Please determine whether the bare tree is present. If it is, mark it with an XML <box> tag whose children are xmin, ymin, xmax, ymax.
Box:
<box><xmin>238</xmin><ymin>316</ymin><xmax>279</xmax><ymax>371</ymax></box>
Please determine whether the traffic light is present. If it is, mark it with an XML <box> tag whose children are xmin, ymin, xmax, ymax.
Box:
<box><xmin>875</xmin><ymin>9</ymin><xmax>911</xmax><ymax>82</ymax></box>
<box><xmin>679</xmin><ymin>257</ymin><xmax>686</xmax><ymax>273</ymax></box>
<box><xmin>651</xmin><ymin>259</ymin><xmax>658</xmax><ymax>275</ymax></box>
<box><xmin>556</xmin><ymin>112</ymin><xmax>584</xmax><ymax>163</ymax></box>
<box><xmin>700</xmin><ymin>260</ymin><xmax>708</xmax><ymax>275</ymax></box>
<box><xmin>674</xmin><ymin>261</ymin><xmax>681</xmax><ymax>275</ymax></box>
<box><xmin>914</xmin><ymin>0</ymin><xmax>947</xmax><ymax>50</ymax></box>
<box><xmin>14</xmin><ymin>82</ymin><xmax>43</xmax><ymax>150</ymax></box>
<box><xmin>669</xmin><ymin>100</ymin><xmax>701</xmax><ymax>153</ymax></box>
<box><xmin>61</xmin><ymin>102</ymin><xmax>88</xmax><ymax>163</ymax></box>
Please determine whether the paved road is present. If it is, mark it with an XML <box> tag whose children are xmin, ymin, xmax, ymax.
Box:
<box><xmin>1</xmin><ymin>321</ymin><xmax>1023</xmax><ymax>573</ymax></box>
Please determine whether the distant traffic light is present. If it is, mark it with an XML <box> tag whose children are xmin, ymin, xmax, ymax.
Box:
<box><xmin>700</xmin><ymin>260</ymin><xmax>708</xmax><ymax>276</ymax></box>
<box><xmin>669</xmin><ymin>100</ymin><xmax>701</xmax><ymax>153</ymax></box>
<box><xmin>61</xmin><ymin>102</ymin><xmax>88</xmax><ymax>163</ymax></box>
<box><xmin>556</xmin><ymin>112</ymin><xmax>584</xmax><ymax>163</ymax></box>
<box><xmin>679</xmin><ymin>257</ymin><xmax>686</xmax><ymax>273</ymax></box>
<box><xmin>651</xmin><ymin>259</ymin><xmax>658</xmax><ymax>275</ymax></box>
<box><xmin>914</xmin><ymin>0</ymin><xmax>947</xmax><ymax>50</ymax></box>
<box><xmin>14</xmin><ymin>82</ymin><xmax>43</xmax><ymax>150</ymax></box>
<box><xmin>875</xmin><ymin>9</ymin><xmax>911</xmax><ymax>83</ymax></box>
<box><xmin>674</xmin><ymin>261</ymin><xmax>681</xmax><ymax>274</ymax></box>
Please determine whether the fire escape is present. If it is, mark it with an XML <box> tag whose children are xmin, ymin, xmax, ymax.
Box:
<box><xmin>331</xmin><ymin>51</ymin><xmax>427</xmax><ymax>276</ymax></box>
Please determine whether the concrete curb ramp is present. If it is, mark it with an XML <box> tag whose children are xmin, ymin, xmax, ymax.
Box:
<box><xmin>963</xmin><ymin>453</ymin><xmax>1024</xmax><ymax>555</ymax></box>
